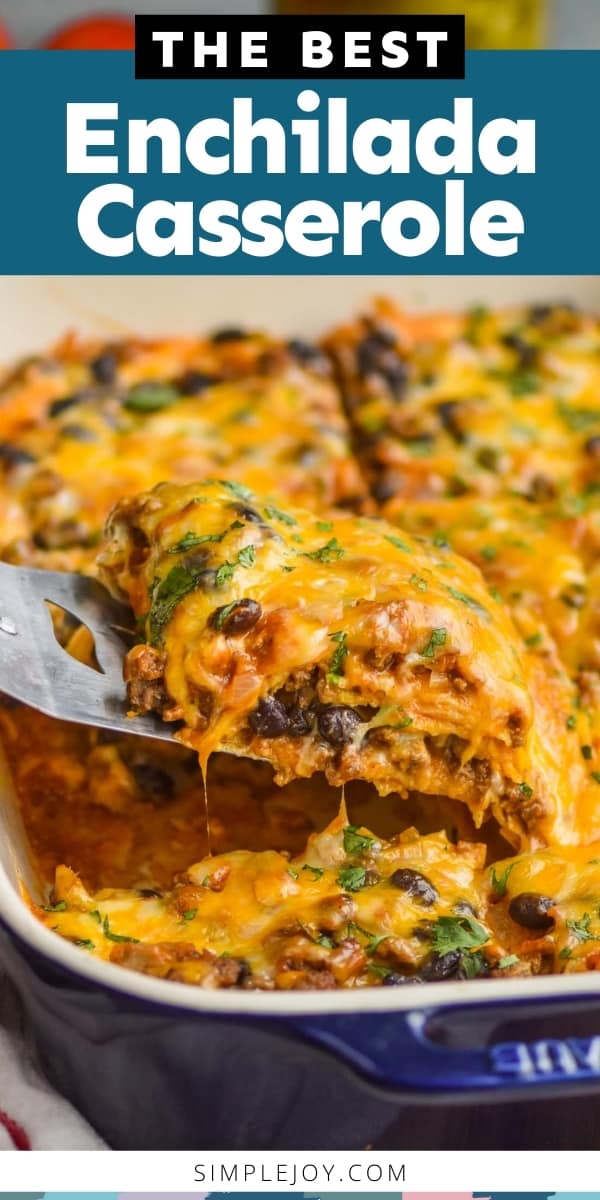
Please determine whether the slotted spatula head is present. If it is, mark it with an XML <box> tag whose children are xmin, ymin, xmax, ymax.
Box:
<box><xmin>0</xmin><ymin>560</ymin><xmax>174</xmax><ymax>741</ymax></box>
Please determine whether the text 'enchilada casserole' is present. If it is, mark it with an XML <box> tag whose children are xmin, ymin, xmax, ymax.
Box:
<box><xmin>3</xmin><ymin>301</ymin><xmax>600</xmax><ymax>989</ymax></box>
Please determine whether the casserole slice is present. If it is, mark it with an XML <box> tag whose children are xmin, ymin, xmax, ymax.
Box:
<box><xmin>34</xmin><ymin>811</ymin><xmax>500</xmax><ymax>989</ymax></box>
<box><xmin>98</xmin><ymin>478</ymin><xmax>588</xmax><ymax>849</ymax></box>
<box><xmin>0</xmin><ymin>328</ymin><xmax>365</xmax><ymax>574</ymax></box>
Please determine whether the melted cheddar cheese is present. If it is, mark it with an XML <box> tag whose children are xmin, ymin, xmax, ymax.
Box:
<box><xmin>99</xmin><ymin>478</ymin><xmax>589</xmax><ymax>849</ymax></box>
<box><xmin>2</xmin><ymin>302</ymin><xmax>600</xmax><ymax>988</ymax></box>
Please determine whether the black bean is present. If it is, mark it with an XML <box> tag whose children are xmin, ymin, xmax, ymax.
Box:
<box><xmin>249</xmin><ymin>696</ymin><xmax>290</xmax><ymax>737</ymax></box>
<box><xmin>231</xmin><ymin>503</ymin><xmax>264</xmax><ymax>524</ymax></box>
<box><xmin>372</xmin><ymin>475</ymin><xmax>401</xmax><ymax>504</ymax></box>
<box><xmin>137</xmin><ymin>888</ymin><xmax>163</xmax><ymax>899</ymax></box>
<box><xmin>508</xmin><ymin>892</ymin><xmax>554</xmax><ymax>931</ymax></box>
<box><xmin>317</xmin><ymin>705</ymin><xmax>361</xmax><ymax>747</ymax></box>
<box><xmin>502</xmin><ymin>332</ymin><xmax>538</xmax><ymax>368</ymax></box>
<box><xmin>437</xmin><ymin>400</ymin><xmax>466</xmax><ymax>443</ymax></box>
<box><xmin>381</xmin><ymin>972</ymin><xmax>422</xmax><ymax>986</ymax></box>
<box><xmin>585</xmin><ymin>435</ymin><xmax>600</xmax><ymax>459</ymax></box>
<box><xmin>287</xmin><ymin>339</ymin><xmax>330</xmax><ymax>372</ymax></box>
<box><xmin>211</xmin><ymin>327</ymin><xmax>249</xmax><ymax>343</ymax></box>
<box><xmin>60</xmin><ymin>424</ymin><xmax>99</xmax><ymax>442</ymax></box>
<box><xmin>476</xmin><ymin>445</ymin><xmax>500</xmax><ymax>472</ymax></box>
<box><xmin>287</xmin><ymin>706</ymin><xmax>312</xmax><ymax>737</ymax></box>
<box><xmin>177</xmin><ymin>370</ymin><xmax>220</xmax><ymax>395</ymax></box>
<box><xmin>211</xmin><ymin>598</ymin><xmax>262</xmax><ymax>636</ymax></box>
<box><xmin>131</xmin><ymin>763</ymin><xmax>175</xmax><ymax>804</ymax></box>
<box><xmin>0</xmin><ymin>442</ymin><xmax>36</xmax><ymax>466</ymax></box>
<box><xmin>90</xmin><ymin>351</ymin><xmax>118</xmax><ymax>385</ymax></box>
<box><xmin>49</xmin><ymin>394</ymin><xmax>82</xmax><ymax>418</ymax></box>
<box><xmin>357</xmin><ymin>334</ymin><xmax>408</xmax><ymax>399</ymax></box>
<box><xmin>527</xmin><ymin>473</ymin><xmax>556</xmax><ymax>503</ymax></box>
<box><xmin>419</xmin><ymin>949</ymin><xmax>462</xmax><ymax>982</ymax></box>
<box><xmin>527</xmin><ymin>304</ymin><xmax>553</xmax><ymax>325</ymax></box>
<box><xmin>389</xmin><ymin>868</ymin><xmax>438</xmax><ymax>906</ymax></box>
<box><xmin>454</xmin><ymin>900</ymin><xmax>478</xmax><ymax>917</ymax></box>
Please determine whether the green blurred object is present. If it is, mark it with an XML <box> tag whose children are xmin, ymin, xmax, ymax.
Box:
<box><xmin>275</xmin><ymin>0</ymin><xmax>546</xmax><ymax>48</ymax></box>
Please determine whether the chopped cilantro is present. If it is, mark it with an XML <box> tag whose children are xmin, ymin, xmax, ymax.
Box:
<box><xmin>518</xmin><ymin>781</ymin><xmax>533</xmax><ymax>799</ymax></box>
<box><xmin>410</xmin><ymin>574</ymin><xmax>428</xmax><ymax>591</ymax></box>
<box><xmin>168</xmin><ymin>529</ymin><xmax>227</xmax><ymax>554</ymax></box>
<box><xmin>327</xmin><ymin>631</ymin><xmax>348</xmax><ymax>684</ymax></box>
<box><xmin>343</xmin><ymin>824</ymin><xmax>375</xmax><ymax>856</ymax></box>
<box><xmin>215</xmin><ymin>561</ymin><xmax>235</xmax><ymax>588</ymax></box>
<box><xmin>460</xmin><ymin>950</ymin><xmax>488</xmax><ymax>979</ymax></box>
<box><xmin>566</xmin><ymin>714</ymin><xmax>577</xmax><ymax>731</ymax></box>
<box><xmin>384</xmin><ymin>534</ymin><xmax>412</xmax><ymax>553</ymax></box>
<box><xmin>591</xmin><ymin>771</ymin><xmax>600</xmax><ymax>785</ymax></box>
<box><xmin>89</xmin><ymin>909</ymin><xmax>102</xmax><ymax>923</ymax></box>
<box><xmin>445</xmin><ymin>585</ymin><xmax>488</xmax><ymax>617</ymax></box>
<box><xmin>480</xmin><ymin>545</ymin><xmax>497</xmax><ymax>562</ymax></box>
<box><xmin>490</xmin><ymin>862</ymin><xmax>516</xmax><ymax>898</ymax></box>
<box><xmin>286</xmin><ymin>866</ymin><xmax>299</xmax><ymax>881</ymax></box>
<box><xmin>149</xmin><ymin>562</ymin><xmax>209</xmax><ymax>643</ymax></box>
<box><xmin>432</xmin><ymin>532</ymin><xmax>451</xmax><ymax>549</ymax></box>
<box><xmin>316</xmin><ymin>520</ymin><xmax>333</xmax><ymax>532</ymax></box>
<box><xmin>316</xmin><ymin>933</ymin><xmax>335</xmax><ymax>948</ymax></box>
<box><xmin>212</xmin><ymin>600</ymin><xmax>237</xmax><ymax>631</ymax></box>
<box><xmin>389</xmin><ymin>713</ymin><xmax>413</xmax><ymax>729</ymax></box>
<box><xmin>498</xmin><ymin>954</ymin><xmax>520</xmax><ymax>969</ymax></box>
<box><xmin>429</xmin><ymin>914</ymin><xmax>489</xmax><ymax>954</ymax></box>
<box><xmin>582</xmin><ymin>744</ymin><xmax>593</xmax><ymax>760</ymax></box>
<box><xmin>302</xmin><ymin>864</ymin><xmax>324</xmax><ymax>880</ymax></box>
<box><xmin>525</xmin><ymin>632</ymin><xmax>543</xmax><ymax>648</ymax></box>
<box><xmin>420</xmin><ymin>627</ymin><xmax>447</xmax><ymax>658</ymax></box>
<box><xmin>566</xmin><ymin>912</ymin><xmax>596</xmax><ymax>943</ymax></box>
<box><xmin>124</xmin><ymin>383</ymin><xmax>180</xmax><ymax>412</ymax></box>
<box><xmin>182</xmin><ymin>909</ymin><xmax>197</xmax><ymax>921</ymax></box>
<box><xmin>303</xmin><ymin>537</ymin><xmax>345</xmax><ymax>563</ymax></box>
<box><xmin>237</xmin><ymin>544</ymin><xmax>256</xmax><ymax>568</ymax></box>
<box><xmin>71</xmin><ymin>938</ymin><xmax>96</xmax><ymax>950</ymax></box>
<box><xmin>102</xmin><ymin>916</ymin><xmax>140</xmax><ymax>944</ymax></box>
<box><xmin>510</xmin><ymin>371</ymin><xmax>540</xmax><ymax>396</ymax></box>
<box><xmin>217</xmin><ymin>479</ymin><xmax>253</xmax><ymax>501</ymax></box>
<box><xmin>42</xmin><ymin>900</ymin><xmax>67</xmax><ymax>913</ymax></box>
<box><xmin>264</xmin><ymin>504</ymin><xmax>297</xmax><ymax>527</ymax></box>
<box><xmin>337</xmin><ymin>866</ymin><xmax>368</xmax><ymax>892</ymax></box>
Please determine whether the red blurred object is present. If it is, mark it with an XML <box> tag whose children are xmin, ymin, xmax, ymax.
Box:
<box><xmin>43</xmin><ymin>15</ymin><xmax>135</xmax><ymax>50</ymax></box>
<box><xmin>0</xmin><ymin>21</ymin><xmax>14</xmax><ymax>48</ymax></box>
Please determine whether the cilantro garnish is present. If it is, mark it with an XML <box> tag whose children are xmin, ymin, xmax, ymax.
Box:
<box><xmin>302</xmin><ymin>864</ymin><xmax>324</xmax><ymax>880</ymax></box>
<box><xmin>498</xmin><ymin>954</ymin><xmax>520</xmax><ymax>969</ymax></box>
<box><xmin>42</xmin><ymin>900</ymin><xmax>67</xmax><ymax>913</ymax></box>
<box><xmin>490</xmin><ymin>862</ymin><xmax>516</xmax><ymax>898</ymax></box>
<box><xmin>420</xmin><ymin>627</ymin><xmax>447</xmax><ymax>658</ymax></box>
<box><xmin>149</xmin><ymin>562</ymin><xmax>209</xmax><ymax>643</ymax></box>
<box><xmin>264</xmin><ymin>505</ymin><xmax>297</xmax><ymax>527</ymax></box>
<box><xmin>384</xmin><ymin>534</ymin><xmax>412</xmax><ymax>554</ymax></box>
<box><xmin>338</xmin><ymin>866</ymin><xmax>368</xmax><ymax>892</ymax></box>
<box><xmin>102</xmin><ymin>916</ymin><xmax>140</xmax><ymax>944</ymax></box>
<box><xmin>71</xmin><ymin>938</ymin><xmax>96</xmax><ymax>950</ymax></box>
<box><xmin>286</xmin><ymin>866</ymin><xmax>299</xmax><ymax>880</ymax></box>
<box><xmin>303</xmin><ymin>537</ymin><xmax>345</xmax><ymax>563</ymax></box>
<box><xmin>566</xmin><ymin>913</ymin><xmax>596</xmax><ymax>943</ymax></box>
<box><xmin>124</xmin><ymin>383</ymin><xmax>180</xmax><ymax>413</ymax></box>
<box><xmin>445</xmin><ymin>585</ymin><xmax>488</xmax><ymax>617</ymax></box>
<box><xmin>182</xmin><ymin>909</ymin><xmax>197</xmax><ymax>921</ymax></box>
<box><xmin>429</xmin><ymin>914</ymin><xmax>489</xmax><ymax>954</ymax></box>
<box><xmin>410</xmin><ymin>574</ymin><xmax>428</xmax><ymax>591</ymax></box>
<box><xmin>518</xmin><ymin>781</ymin><xmax>533</xmax><ymax>799</ymax></box>
<box><xmin>343</xmin><ymin>825</ymin><xmax>375</xmax><ymax>856</ymax></box>
<box><xmin>327</xmin><ymin>630</ymin><xmax>348</xmax><ymax>684</ymax></box>
<box><xmin>168</xmin><ymin>529</ymin><xmax>227</xmax><ymax>554</ymax></box>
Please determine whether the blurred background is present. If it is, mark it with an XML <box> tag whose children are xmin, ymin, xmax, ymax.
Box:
<box><xmin>0</xmin><ymin>0</ymin><xmax>599</xmax><ymax>50</ymax></box>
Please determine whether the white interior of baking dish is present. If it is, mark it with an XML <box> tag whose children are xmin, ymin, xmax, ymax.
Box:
<box><xmin>1</xmin><ymin>273</ymin><xmax>600</xmax><ymax>1015</ymax></box>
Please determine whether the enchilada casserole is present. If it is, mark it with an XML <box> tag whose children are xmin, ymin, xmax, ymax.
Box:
<box><xmin>2</xmin><ymin>301</ymin><xmax>600</xmax><ymax>989</ymax></box>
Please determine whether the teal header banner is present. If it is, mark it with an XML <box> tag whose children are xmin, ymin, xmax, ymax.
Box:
<box><xmin>0</xmin><ymin>50</ymin><xmax>597</xmax><ymax>273</ymax></box>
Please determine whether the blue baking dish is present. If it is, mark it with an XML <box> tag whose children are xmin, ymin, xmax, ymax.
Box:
<box><xmin>2</xmin><ymin>730</ymin><xmax>600</xmax><ymax>1151</ymax></box>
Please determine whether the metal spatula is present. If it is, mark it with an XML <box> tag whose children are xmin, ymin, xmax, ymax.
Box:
<box><xmin>0</xmin><ymin>560</ymin><xmax>173</xmax><ymax>741</ymax></box>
